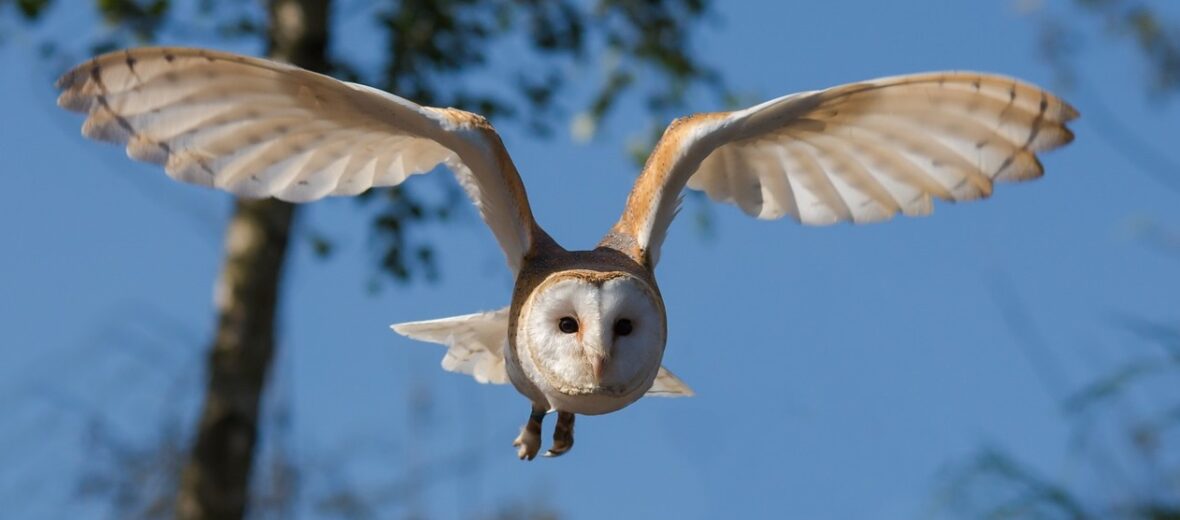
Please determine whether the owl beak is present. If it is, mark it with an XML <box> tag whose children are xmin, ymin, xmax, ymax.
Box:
<box><xmin>591</xmin><ymin>355</ymin><xmax>606</xmax><ymax>382</ymax></box>
<box><xmin>587</xmin><ymin>342</ymin><xmax>610</xmax><ymax>383</ymax></box>
<box><xmin>587</xmin><ymin>332</ymin><xmax>612</xmax><ymax>383</ymax></box>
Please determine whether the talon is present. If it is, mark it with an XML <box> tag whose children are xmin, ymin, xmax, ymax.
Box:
<box><xmin>513</xmin><ymin>428</ymin><xmax>541</xmax><ymax>460</ymax></box>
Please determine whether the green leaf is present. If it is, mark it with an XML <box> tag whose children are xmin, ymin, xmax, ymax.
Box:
<box><xmin>15</xmin><ymin>0</ymin><xmax>52</xmax><ymax>20</ymax></box>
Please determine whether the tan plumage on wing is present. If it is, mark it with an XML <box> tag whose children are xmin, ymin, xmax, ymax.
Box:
<box><xmin>56</xmin><ymin>47</ymin><xmax>537</xmax><ymax>272</ymax></box>
<box><xmin>611</xmin><ymin>72</ymin><xmax>1078</xmax><ymax>266</ymax></box>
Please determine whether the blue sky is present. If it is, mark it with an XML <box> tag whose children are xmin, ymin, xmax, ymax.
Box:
<box><xmin>2</xmin><ymin>1</ymin><xmax>1179</xmax><ymax>518</ymax></box>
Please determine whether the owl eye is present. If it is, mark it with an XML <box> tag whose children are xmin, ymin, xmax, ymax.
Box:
<box><xmin>558</xmin><ymin>316</ymin><xmax>579</xmax><ymax>334</ymax></box>
<box><xmin>614</xmin><ymin>318</ymin><xmax>633</xmax><ymax>337</ymax></box>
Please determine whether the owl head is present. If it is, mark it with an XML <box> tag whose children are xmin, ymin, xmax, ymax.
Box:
<box><xmin>516</xmin><ymin>269</ymin><xmax>666</xmax><ymax>409</ymax></box>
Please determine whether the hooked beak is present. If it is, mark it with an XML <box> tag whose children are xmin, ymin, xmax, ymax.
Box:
<box><xmin>587</xmin><ymin>341</ymin><xmax>611</xmax><ymax>383</ymax></box>
<box><xmin>591</xmin><ymin>355</ymin><xmax>606</xmax><ymax>382</ymax></box>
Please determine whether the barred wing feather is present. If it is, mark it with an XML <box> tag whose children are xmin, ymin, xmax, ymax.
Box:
<box><xmin>611</xmin><ymin>72</ymin><xmax>1078</xmax><ymax>265</ymax></box>
<box><xmin>57</xmin><ymin>47</ymin><xmax>537</xmax><ymax>272</ymax></box>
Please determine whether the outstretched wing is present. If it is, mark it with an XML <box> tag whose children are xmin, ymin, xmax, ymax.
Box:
<box><xmin>57</xmin><ymin>47</ymin><xmax>538</xmax><ymax>272</ymax></box>
<box><xmin>607</xmin><ymin>72</ymin><xmax>1078</xmax><ymax>266</ymax></box>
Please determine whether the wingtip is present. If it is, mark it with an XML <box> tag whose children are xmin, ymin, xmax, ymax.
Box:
<box><xmin>55</xmin><ymin>79</ymin><xmax>90</xmax><ymax>113</ymax></box>
<box><xmin>54</xmin><ymin>64</ymin><xmax>81</xmax><ymax>91</ymax></box>
<box><xmin>1060</xmin><ymin>125</ymin><xmax>1076</xmax><ymax>146</ymax></box>
<box><xmin>389</xmin><ymin>323</ymin><xmax>415</xmax><ymax>338</ymax></box>
<box><xmin>55</xmin><ymin>91</ymin><xmax>82</xmax><ymax>112</ymax></box>
<box><xmin>54</xmin><ymin>59</ymin><xmax>104</xmax><ymax>113</ymax></box>
<box><xmin>390</xmin><ymin>321</ymin><xmax>429</xmax><ymax>339</ymax></box>
<box><xmin>1062</xmin><ymin>100</ymin><xmax>1081</xmax><ymax>122</ymax></box>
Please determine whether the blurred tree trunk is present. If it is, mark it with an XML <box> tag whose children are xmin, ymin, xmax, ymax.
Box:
<box><xmin>175</xmin><ymin>1</ymin><xmax>329</xmax><ymax>519</ymax></box>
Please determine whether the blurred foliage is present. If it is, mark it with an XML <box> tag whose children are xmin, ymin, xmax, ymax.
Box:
<box><xmin>3</xmin><ymin>0</ymin><xmax>50</xmax><ymax>20</ymax></box>
<box><xmin>1127</xmin><ymin>219</ymin><xmax>1180</xmax><ymax>261</ymax></box>
<box><xmin>944</xmin><ymin>256</ymin><xmax>1180</xmax><ymax>520</ymax></box>
<box><xmin>1</xmin><ymin>0</ymin><xmax>729</xmax><ymax>285</ymax></box>
<box><xmin>94</xmin><ymin>0</ymin><xmax>170</xmax><ymax>44</ymax></box>
<box><xmin>65</xmin><ymin>354</ymin><xmax>552</xmax><ymax>520</ymax></box>
<box><xmin>942</xmin><ymin>314</ymin><xmax>1180</xmax><ymax>518</ymax></box>
<box><xmin>35</xmin><ymin>308</ymin><xmax>508</xmax><ymax>519</ymax></box>
<box><xmin>77</xmin><ymin>417</ymin><xmax>188</xmax><ymax>520</ymax></box>
<box><xmin>944</xmin><ymin>447</ymin><xmax>1094</xmax><ymax>520</ymax></box>
<box><xmin>1033</xmin><ymin>0</ymin><xmax>1179</xmax><ymax>99</ymax></box>
<box><xmin>1030</xmin><ymin>0</ymin><xmax>1180</xmax><ymax>193</ymax></box>
<box><xmin>1072</xmin><ymin>0</ymin><xmax>1180</xmax><ymax>96</ymax></box>
<box><xmin>941</xmin><ymin>7</ymin><xmax>1180</xmax><ymax>514</ymax></box>
<box><xmin>364</xmin><ymin>184</ymin><xmax>461</xmax><ymax>287</ymax></box>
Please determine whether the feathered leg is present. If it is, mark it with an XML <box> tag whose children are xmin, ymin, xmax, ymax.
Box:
<box><xmin>544</xmin><ymin>411</ymin><xmax>575</xmax><ymax>457</ymax></box>
<box><xmin>512</xmin><ymin>405</ymin><xmax>545</xmax><ymax>460</ymax></box>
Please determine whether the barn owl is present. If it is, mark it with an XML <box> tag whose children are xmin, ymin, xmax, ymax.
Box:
<box><xmin>57</xmin><ymin>47</ymin><xmax>1077</xmax><ymax>460</ymax></box>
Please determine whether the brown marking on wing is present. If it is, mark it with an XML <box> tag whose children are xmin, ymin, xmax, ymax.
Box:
<box><xmin>482</xmin><ymin>126</ymin><xmax>537</xmax><ymax>250</ymax></box>
<box><xmin>434</xmin><ymin>107</ymin><xmax>492</xmax><ymax>128</ymax></box>
<box><xmin>600</xmin><ymin>71</ymin><xmax>1078</xmax><ymax>264</ymax></box>
<box><xmin>59</xmin><ymin>49</ymin><xmax>545</xmax><ymax>271</ymax></box>
<box><xmin>606</xmin><ymin>112</ymin><xmax>728</xmax><ymax>266</ymax></box>
<box><xmin>432</xmin><ymin>107</ymin><xmax>540</xmax><ymax>267</ymax></box>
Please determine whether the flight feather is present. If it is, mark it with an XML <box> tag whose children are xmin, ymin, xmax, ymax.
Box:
<box><xmin>609</xmin><ymin>72</ymin><xmax>1078</xmax><ymax>266</ymax></box>
<box><xmin>57</xmin><ymin>47</ymin><xmax>538</xmax><ymax>272</ymax></box>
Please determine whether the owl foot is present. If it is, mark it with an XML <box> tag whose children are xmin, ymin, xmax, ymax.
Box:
<box><xmin>543</xmin><ymin>411</ymin><xmax>575</xmax><ymax>457</ymax></box>
<box><xmin>513</xmin><ymin>407</ymin><xmax>545</xmax><ymax>460</ymax></box>
<box><xmin>513</xmin><ymin>428</ymin><xmax>540</xmax><ymax>460</ymax></box>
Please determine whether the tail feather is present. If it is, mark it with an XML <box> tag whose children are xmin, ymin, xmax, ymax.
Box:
<box><xmin>648</xmin><ymin>366</ymin><xmax>693</xmax><ymax>397</ymax></box>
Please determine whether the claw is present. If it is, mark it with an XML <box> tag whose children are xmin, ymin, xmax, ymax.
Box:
<box><xmin>513</xmin><ymin>407</ymin><xmax>545</xmax><ymax>460</ymax></box>
<box><xmin>513</xmin><ymin>427</ymin><xmax>541</xmax><ymax>460</ymax></box>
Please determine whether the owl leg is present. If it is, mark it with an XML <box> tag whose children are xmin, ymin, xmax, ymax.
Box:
<box><xmin>543</xmin><ymin>411</ymin><xmax>575</xmax><ymax>457</ymax></box>
<box><xmin>512</xmin><ymin>405</ymin><xmax>545</xmax><ymax>460</ymax></box>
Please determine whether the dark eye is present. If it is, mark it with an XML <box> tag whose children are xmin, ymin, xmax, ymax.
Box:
<box><xmin>558</xmin><ymin>316</ymin><xmax>579</xmax><ymax>334</ymax></box>
<box><xmin>614</xmin><ymin>318</ymin><xmax>633</xmax><ymax>337</ymax></box>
